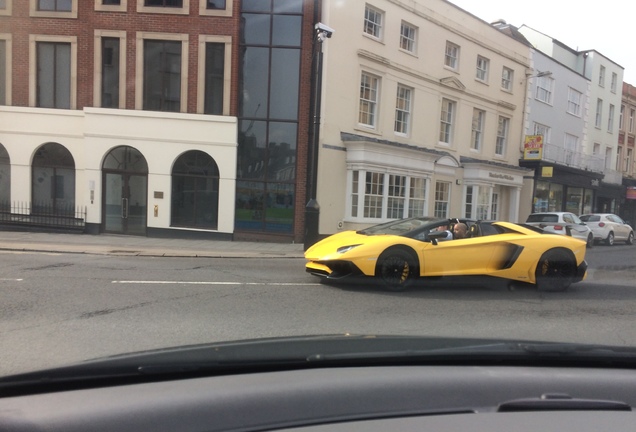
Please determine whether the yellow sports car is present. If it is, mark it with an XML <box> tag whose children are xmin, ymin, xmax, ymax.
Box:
<box><xmin>305</xmin><ymin>217</ymin><xmax>587</xmax><ymax>292</ymax></box>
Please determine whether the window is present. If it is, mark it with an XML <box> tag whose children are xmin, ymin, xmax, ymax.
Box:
<box><xmin>501</xmin><ymin>67</ymin><xmax>513</xmax><ymax>91</ymax></box>
<box><xmin>533</xmin><ymin>123</ymin><xmax>551</xmax><ymax>144</ymax></box>
<box><xmin>620</xmin><ymin>105</ymin><xmax>624</xmax><ymax>130</ymax></box>
<box><xmin>349</xmin><ymin>170</ymin><xmax>428</xmax><ymax>220</ymax></box>
<box><xmin>31</xmin><ymin>0</ymin><xmax>77</xmax><ymax>17</ymax></box>
<box><xmin>203</xmin><ymin>42</ymin><xmax>225</xmax><ymax>115</ymax></box>
<box><xmin>171</xmin><ymin>150</ymin><xmax>220</xmax><ymax>229</ymax></box>
<box><xmin>439</xmin><ymin>98</ymin><xmax>455</xmax><ymax>144</ymax></box>
<box><xmin>611</xmin><ymin>72</ymin><xmax>617</xmax><ymax>93</ymax></box>
<box><xmin>363</xmin><ymin>5</ymin><xmax>383</xmax><ymax>39</ymax></box>
<box><xmin>471</xmin><ymin>108</ymin><xmax>484</xmax><ymax>151</ymax></box>
<box><xmin>535</xmin><ymin>75</ymin><xmax>553</xmax><ymax>104</ymax></box>
<box><xmin>400</xmin><ymin>21</ymin><xmax>416</xmax><ymax>53</ymax></box>
<box><xmin>495</xmin><ymin>116</ymin><xmax>509</xmax><ymax>156</ymax></box>
<box><xmin>95</xmin><ymin>0</ymin><xmax>126</xmax><ymax>11</ymax></box>
<box><xmin>465</xmin><ymin>185</ymin><xmax>493</xmax><ymax>219</ymax></box>
<box><xmin>476</xmin><ymin>56</ymin><xmax>489</xmax><ymax>82</ymax></box>
<box><xmin>145</xmin><ymin>0</ymin><xmax>183</xmax><ymax>6</ymax></box>
<box><xmin>394</xmin><ymin>85</ymin><xmax>411</xmax><ymax>135</ymax></box>
<box><xmin>605</xmin><ymin>147</ymin><xmax>612</xmax><ymax>170</ymax></box>
<box><xmin>599</xmin><ymin>65</ymin><xmax>605</xmax><ymax>87</ymax></box>
<box><xmin>137</xmin><ymin>0</ymin><xmax>189</xmax><ymax>14</ymax></box>
<box><xmin>37</xmin><ymin>42</ymin><xmax>71</xmax><ymax>109</ymax></box>
<box><xmin>595</xmin><ymin>98</ymin><xmax>603</xmax><ymax>128</ymax></box>
<box><xmin>627</xmin><ymin>148</ymin><xmax>633</xmax><ymax>174</ymax></box>
<box><xmin>408</xmin><ymin>177</ymin><xmax>427</xmax><ymax>217</ymax></box>
<box><xmin>616</xmin><ymin>146</ymin><xmax>623</xmax><ymax>171</ymax></box>
<box><xmin>567</xmin><ymin>87</ymin><xmax>582</xmax><ymax>116</ymax></box>
<box><xmin>0</xmin><ymin>39</ymin><xmax>6</xmax><ymax>105</ymax></box>
<box><xmin>143</xmin><ymin>39</ymin><xmax>183</xmax><ymax>112</ymax></box>
<box><xmin>94</xmin><ymin>31</ymin><xmax>125</xmax><ymax>108</ymax></box>
<box><xmin>444</xmin><ymin>41</ymin><xmax>459</xmax><ymax>70</ymax></box>
<box><xmin>434</xmin><ymin>181</ymin><xmax>450</xmax><ymax>218</ymax></box>
<box><xmin>564</xmin><ymin>133</ymin><xmax>579</xmax><ymax>166</ymax></box>
<box><xmin>38</xmin><ymin>0</ymin><xmax>72</xmax><ymax>11</ymax></box>
<box><xmin>199</xmin><ymin>0</ymin><xmax>231</xmax><ymax>15</ymax></box>
<box><xmin>359</xmin><ymin>72</ymin><xmax>379</xmax><ymax>128</ymax></box>
<box><xmin>32</xmin><ymin>143</ymin><xmax>76</xmax><ymax>215</ymax></box>
<box><xmin>387</xmin><ymin>175</ymin><xmax>406</xmax><ymax>219</ymax></box>
<box><xmin>491</xmin><ymin>191</ymin><xmax>499</xmax><ymax>220</ymax></box>
<box><xmin>630</xmin><ymin>109</ymin><xmax>635</xmax><ymax>133</ymax></box>
<box><xmin>608</xmin><ymin>104</ymin><xmax>615</xmax><ymax>132</ymax></box>
<box><xmin>364</xmin><ymin>172</ymin><xmax>383</xmax><ymax>218</ymax></box>
<box><xmin>100</xmin><ymin>37</ymin><xmax>121</xmax><ymax>108</ymax></box>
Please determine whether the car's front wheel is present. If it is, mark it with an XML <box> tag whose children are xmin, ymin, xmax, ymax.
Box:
<box><xmin>535</xmin><ymin>249</ymin><xmax>575</xmax><ymax>292</ymax></box>
<box><xmin>627</xmin><ymin>231</ymin><xmax>634</xmax><ymax>245</ymax></box>
<box><xmin>586</xmin><ymin>233</ymin><xmax>594</xmax><ymax>248</ymax></box>
<box><xmin>605</xmin><ymin>231</ymin><xmax>615</xmax><ymax>246</ymax></box>
<box><xmin>377</xmin><ymin>249</ymin><xmax>417</xmax><ymax>292</ymax></box>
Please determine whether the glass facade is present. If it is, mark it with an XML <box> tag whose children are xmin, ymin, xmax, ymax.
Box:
<box><xmin>236</xmin><ymin>0</ymin><xmax>302</xmax><ymax>234</ymax></box>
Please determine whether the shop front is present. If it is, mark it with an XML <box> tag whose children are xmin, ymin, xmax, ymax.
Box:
<box><xmin>520</xmin><ymin>161</ymin><xmax>604</xmax><ymax>216</ymax></box>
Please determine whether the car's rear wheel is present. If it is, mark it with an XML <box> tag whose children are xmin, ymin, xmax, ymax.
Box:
<box><xmin>627</xmin><ymin>231</ymin><xmax>634</xmax><ymax>245</ymax></box>
<box><xmin>535</xmin><ymin>249</ymin><xmax>575</xmax><ymax>292</ymax></box>
<box><xmin>605</xmin><ymin>231</ymin><xmax>614</xmax><ymax>246</ymax></box>
<box><xmin>377</xmin><ymin>249</ymin><xmax>417</xmax><ymax>292</ymax></box>
<box><xmin>586</xmin><ymin>233</ymin><xmax>594</xmax><ymax>248</ymax></box>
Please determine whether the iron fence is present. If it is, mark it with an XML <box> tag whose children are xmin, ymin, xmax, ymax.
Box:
<box><xmin>0</xmin><ymin>202</ymin><xmax>86</xmax><ymax>231</ymax></box>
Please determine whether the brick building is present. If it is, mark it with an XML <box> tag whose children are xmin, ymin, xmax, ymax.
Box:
<box><xmin>0</xmin><ymin>0</ymin><xmax>317</xmax><ymax>243</ymax></box>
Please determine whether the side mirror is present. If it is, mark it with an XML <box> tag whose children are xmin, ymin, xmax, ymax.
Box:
<box><xmin>428</xmin><ymin>230</ymin><xmax>452</xmax><ymax>245</ymax></box>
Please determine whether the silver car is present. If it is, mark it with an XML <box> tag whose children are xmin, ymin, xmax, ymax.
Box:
<box><xmin>525</xmin><ymin>212</ymin><xmax>594</xmax><ymax>248</ymax></box>
<box><xmin>580</xmin><ymin>213</ymin><xmax>634</xmax><ymax>246</ymax></box>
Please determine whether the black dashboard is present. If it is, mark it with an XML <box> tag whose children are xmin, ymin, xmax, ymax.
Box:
<box><xmin>1</xmin><ymin>365</ymin><xmax>636</xmax><ymax>431</ymax></box>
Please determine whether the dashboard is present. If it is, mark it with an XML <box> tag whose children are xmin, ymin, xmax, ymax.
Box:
<box><xmin>1</xmin><ymin>365</ymin><xmax>636</xmax><ymax>431</ymax></box>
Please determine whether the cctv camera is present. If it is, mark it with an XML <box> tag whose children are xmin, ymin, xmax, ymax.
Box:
<box><xmin>315</xmin><ymin>22</ymin><xmax>335</xmax><ymax>37</ymax></box>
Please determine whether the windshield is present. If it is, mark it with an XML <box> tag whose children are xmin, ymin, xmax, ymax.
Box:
<box><xmin>1</xmin><ymin>0</ymin><xmax>636</xmax><ymax>381</ymax></box>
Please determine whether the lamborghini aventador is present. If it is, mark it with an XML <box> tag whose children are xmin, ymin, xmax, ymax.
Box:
<box><xmin>305</xmin><ymin>218</ymin><xmax>588</xmax><ymax>292</ymax></box>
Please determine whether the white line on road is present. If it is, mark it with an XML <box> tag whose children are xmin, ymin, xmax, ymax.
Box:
<box><xmin>112</xmin><ymin>280</ymin><xmax>321</xmax><ymax>286</ymax></box>
<box><xmin>0</xmin><ymin>278</ymin><xmax>23</xmax><ymax>281</ymax></box>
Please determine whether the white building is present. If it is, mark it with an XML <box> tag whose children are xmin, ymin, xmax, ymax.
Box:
<box><xmin>518</xmin><ymin>25</ymin><xmax>625</xmax><ymax>213</ymax></box>
<box><xmin>315</xmin><ymin>0</ymin><xmax>532</xmax><ymax>235</ymax></box>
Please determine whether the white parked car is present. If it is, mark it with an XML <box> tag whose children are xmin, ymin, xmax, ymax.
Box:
<box><xmin>579</xmin><ymin>213</ymin><xmax>634</xmax><ymax>246</ymax></box>
<box><xmin>525</xmin><ymin>212</ymin><xmax>594</xmax><ymax>248</ymax></box>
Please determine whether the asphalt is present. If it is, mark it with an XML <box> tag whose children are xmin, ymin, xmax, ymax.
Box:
<box><xmin>0</xmin><ymin>230</ymin><xmax>305</xmax><ymax>259</ymax></box>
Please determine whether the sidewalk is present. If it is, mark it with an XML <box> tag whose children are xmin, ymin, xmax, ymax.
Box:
<box><xmin>0</xmin><ymin>230</ymin><xmax>305</xmax><ymax>259</ymax></box>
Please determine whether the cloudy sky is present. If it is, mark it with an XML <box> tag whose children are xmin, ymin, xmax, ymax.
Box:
<box><xmin>447</xmin><ymin>0</ymin><xmax>636</xmax><ymax>84</ymax></box>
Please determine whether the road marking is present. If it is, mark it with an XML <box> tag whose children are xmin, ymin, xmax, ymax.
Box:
<box><xmin>112</xmin><ymin>280</ymin><xmax>321</xmax><ymax>286</ymax></box>
<box><xmin>0</xmin><ymin>278</ymin><xmax>23</xmax><ymax>281</ymax></box>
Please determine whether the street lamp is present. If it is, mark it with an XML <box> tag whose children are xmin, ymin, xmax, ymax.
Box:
<box><xmin>304</xmin><ymin>22</ymin><xmax>334</xmax><ymax>250</ymax></box>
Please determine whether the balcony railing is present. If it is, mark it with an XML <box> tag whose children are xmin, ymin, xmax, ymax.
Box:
<box><xmin>540</xmin><ymin>143</ymin><xmax>605</xmax><ymax>173</ymax></box>
<box><xmin>602</xmin><ymin>169</ymin><xmax>623</xmax><ymax>185</ymax></box>
<box><xmin>0</xmin><ymin>202</ymin><xmax>86</xmax><ymax>232</ymax></box>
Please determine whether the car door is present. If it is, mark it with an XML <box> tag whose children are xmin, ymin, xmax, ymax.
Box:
<box><xmin>420</xmin><ymin>234</ymin><xmax>520</xmax><ymax>277</ymax></box>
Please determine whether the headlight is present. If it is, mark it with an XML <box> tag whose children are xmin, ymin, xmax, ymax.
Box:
<box><xmin>337</xmin><ymin>244</ymin><xmax>361</xmax><ymax>254</ymax></box>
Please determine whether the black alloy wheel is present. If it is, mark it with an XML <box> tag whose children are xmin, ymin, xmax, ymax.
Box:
<box><xmin>535</xmin><ymin>249</ymin><xmax>575</xmax><ymax>292</ymax></box>
<box><xmin>378</xmin><ymin>250</ymin><xmax>416</xmax><ymax>292</ymax></box>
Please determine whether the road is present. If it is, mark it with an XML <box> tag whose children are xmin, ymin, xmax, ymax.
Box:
<box><xmin>1</xmin><ymin>244</ymin><xmax>635</xmax><ymax>376</ymax></box>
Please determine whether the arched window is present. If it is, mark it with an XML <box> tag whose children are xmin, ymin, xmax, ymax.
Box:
<box><xmin>32</xmin><ymin>143</ymin><xmax>75</xmax><ymax>215</ymax></box>
<box><xmin>0</xmin><ymin>144</ymin><xmax>10</xmax><ymax>210</ymax></box>
<box><xmin>171</xmin><ymin>151</ymin><xmax>219</xmax><ymax>229</ymax></box>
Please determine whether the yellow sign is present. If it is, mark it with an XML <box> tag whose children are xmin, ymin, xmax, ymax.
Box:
<box><xmin>541</xmin><ymin>166</ymin><xmax>553</xmax><ymax>177</ymax></box>
<box><xmin>523</xmin><ymin>135</ymin><xmax>543</xmax><ymax>160</ymax></box>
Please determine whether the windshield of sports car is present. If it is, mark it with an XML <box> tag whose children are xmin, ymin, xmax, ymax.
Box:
<box><xmin>1</xmin><ymin>0</ymin><xmax>636</xmax><ymax>382</ymax></box>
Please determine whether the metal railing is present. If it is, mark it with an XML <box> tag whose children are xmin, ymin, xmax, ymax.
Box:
<box><xmin>0</xmin><ymin>202</ymin><xmax>86</xmax><ymax>231</ymax></box>
<box><xmin>541</xmin><ymin>143</ymin><xmax>605</xmax><ymax>173</ymax></box>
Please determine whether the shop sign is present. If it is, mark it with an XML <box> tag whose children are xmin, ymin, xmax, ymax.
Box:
<box><xmin>541</xmin><ymin>166</ymin><xmax>553</xmax><ymax>178</ymax></box>
<box><xmin>523</xmin><ymin>135</ymin><xmax>543</xmax><ymax>160</ymax></box>
<box><xmin>627</xmin><ymin>187</ymin><xmax>636</xmax><ymax>200</ymax></box>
